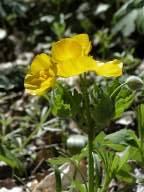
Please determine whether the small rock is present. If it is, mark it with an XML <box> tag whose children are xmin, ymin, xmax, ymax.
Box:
<box><xmin>0</xmin><ymin>29</ymin><xmax>7</xmax><ymax>40</ymax></box>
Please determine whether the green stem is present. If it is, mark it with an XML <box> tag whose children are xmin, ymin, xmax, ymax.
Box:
<box><xmin>88</xmin><ymin>130</ymin><xmax>94</xmax><ymax>192</ymax></box>
<box><xmin>137</xmin><ymin>105</ymin><xmax>144</xmax><ymax>162</ymax></box>
<box><xmin>100</xmin><ymin>177</ymin><xmax>110</xmax><ymax>192</ymax></box>
<box><xmin>139</xmin><ymin>137</ymin><xmax>144</xmax><ymax>162</ymax></box>
<box><xmin>139</xmin><ymin>133</ymin><xmax>144</xmax><ymax>161</ymax></box>
<box><xmin>54</xmin><ymin>166</ymin><xmax>62</xmax><ymax>192</ymax></box>
<box><xmin>81</xmin><ymin>74</ymin><xmax>94</xmax><ymax>192</ymax></box>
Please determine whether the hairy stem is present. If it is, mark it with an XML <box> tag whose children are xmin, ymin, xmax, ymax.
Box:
<box><xmin>88</xmin><ymin>129</ymin><xmax>94</xmax><ymax>192</ymax></box>
<box><xmin>81</xmin><ymin>74</ymin><xmax>94</xmax><ymax>192</ymax></box>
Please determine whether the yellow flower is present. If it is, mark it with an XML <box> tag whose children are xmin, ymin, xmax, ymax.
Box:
<box><xmin>52</xmin><ymin>34</ymin><xmax>91</xmax><ymax>62</ymax></box>
<box><xmin>24</xmin><ymin>54</ymin><xmax>56</xmax><ymax>95</ymax></box>
<box><xmin>24</xmin><ymin>34</ymin><xmax>123</xmax><ymax>95</ymax></box>
<box><xmin>52</xmin><ymin>34</ymin><xmax>122</xmax><ymax>78</ymax></box>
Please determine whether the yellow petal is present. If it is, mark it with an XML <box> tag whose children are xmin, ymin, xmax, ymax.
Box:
<box><xmin>31</xmin><ymin>53</ymin><xmax>52</xmax><ymax>74</ymax></box>
<box><xmin>24</xmin><ymin>73</ymin><xmax>56</xmax><ymax>95</ymax></box>
<box><xmin>51</xmin><ymin>38</ymin><xmax>82</xmax><ymax>62</ymax></box>
<box><xmin>57</xmin><ymin>57</ymin><xmax>123</xmax><ymax>78</ymax></box>
<box><xmin>71</xmin><ymin>34</ymin><xmax>91</xmax><ymax>55</ymax></box>
<box><xmin>24</xmin><ymin>53</ymin><xmax>57</xmax><ymax>95</ymax></box>
<box><xmin>57</xmin><ymin>56</ymin><xmax>98</xmax><ymax>77</ymax></box>
<box><xmin>95</xmin><ymin>59</ymin><xmax>123</xmax><ymax>77</ymax></box>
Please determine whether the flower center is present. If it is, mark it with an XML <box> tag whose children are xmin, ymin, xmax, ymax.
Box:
<box><xmin>39</xmin><ymin>70</ymin><xmax>48</xmax><ymax>81</ymax></box>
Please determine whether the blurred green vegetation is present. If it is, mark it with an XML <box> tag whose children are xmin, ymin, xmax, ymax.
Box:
<box><xmin>0</xmin><ymin>0</ymin><xmax>144</xmax><ymax>190</ymax></box>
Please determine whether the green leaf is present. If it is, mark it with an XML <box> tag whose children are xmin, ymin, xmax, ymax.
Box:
<box><xmin>50</xmin><ymin>83</ymin><xmax>82</xmax><ymax>118</ymax></box>
<box><xmin>112</xmin><ymin>0</ymin><xmax>144</xmax><ymax>36</ymax></box>
<box><xmin>97</xmin><ymin>148</ymin><xmax>130</xmax><ymax>180</ymax></box>
<box><xmin>113</xmin><ymin>9</ymin><xmax>138</xmax><ymax>37</ymax></box>
<box><xmin>93</xmin><ymin>154</ymin><xmax>101</xmax><ymax>190</ymax></box>
<box><xmin>128</xmin><ymin>146</ymin><xmax>142</xmax><ymax>162</ymax></box>
<box><xmin>105</xmin><ymin>129</ymin><xmax>127</xmax><ymax>144</ymax></box>
<box><xmin>126</xmin><ymin>129</ymin><xmax>139</xmax><ymax>147</ymax></box>
<box><xmin>0</xmin><ymin>146</ymin><xmax>23</xmax><ymax>170</ymax></box>
<box><xmin>115</xmin><ymin>87</ymin><xmax>135</xmax><ymax>118</ymax></box>
<box><xmin>96</xmin><ymin>149</ymin><xmax>114</xmax><ymax>178</ymax></box>
<box><xmin>72</xmin><ymin>180</ymin><xmax>87</xmax><ymax>192</ymax></box>
<box><xmin>51</xmin><ymin>22</ymin><xmax>65</xmax><ymax>39</ymax></box>
<box><xmin>48</xmin><ymin>156</ymin><xmax>71</xmax><ymax>165</ymax></box>
<box><xmin>107</xmin><ymin>78</ymin><xmax>121</xmax><ymax>99</ymax></box>
<box><xmin>136</xmin><ymin>6</ymin><xmax>144</xmax><ymax>33</ymax></box>
<box><xmin>105</xmin><ymin>129</ymin><xmax>134</xmax><ymax>145</ymax></box>
<box><xmin>118</xmin><ymin>147</ymin><xmax>130</xmax><ymax>171</ymax></box>
<box><xmin>94</xmin><ymin>131</ymin><xmax>125</xmax><ymax>151</ymax></box>
<box><xmin>137</xmin><ymin>104</ymin><xmax>144</xmax><ymax>141</ymax></box>
<box><xmin>49</xmin><ymin>149</ymin><xmax>87</xmax><ymax>166</ymax></box>
<box><xmin>0</xmin><ymin>76</ymin><xmax>10</xmax><ymax>89</ymax></box>
<box><xmin>111</xmin><ymin>155</ymin><xmax>120</xmax><ymax>176</ymax></box>
<box><xmin>103</xmin><ymin>143</ymin><xmax>125</xmax><ymax>151</ymax></box>
<box><xmin>91</xmin><ymin>86</ymin><xmax>115</xmax><ymax>129</ymax></box>
<box><xmin>94</xmin><ymin>131</ymin><xmax>106</xmax><ymax>145</ymax></box>
<box><xmin>105</xmin><ymin>129</ymin><xmax>139</xmax><ymax>149</ymax></box>
<box><xmin>113</xmin><ymin>0</ymin><xmax>143</xmax><ymax>21</ymax></box>
<box><xmin>117</xmin><ymin>164</ymin><xmax>134</xmax><ymax>183</ymax></box>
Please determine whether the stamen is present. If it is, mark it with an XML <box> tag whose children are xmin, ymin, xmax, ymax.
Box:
<box><xmin>39</xmin><ymin>70</ymin><xmax>48</xmax><ymax>80</ymax></box>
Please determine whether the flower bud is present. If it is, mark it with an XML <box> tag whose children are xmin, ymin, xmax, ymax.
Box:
<box><xmin>126</xmin><ymin>76</ymin><xmax>144</xmax><ymax>90</ymax></box>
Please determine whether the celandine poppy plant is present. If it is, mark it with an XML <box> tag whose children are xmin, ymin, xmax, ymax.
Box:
<box><xmin>24</xmin><ymin>34</ymin><xmax>123</xmax><ymax>95</ymax></box>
